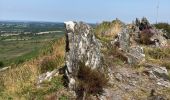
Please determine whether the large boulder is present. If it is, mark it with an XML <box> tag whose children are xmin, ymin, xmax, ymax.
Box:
<box><xmin>64</xmin><ymin>21</ymin><xmax>101</xmax><ymax>89</ymax></box>
<box><xmin>113</xmin><ymin>26</ymin><xmax>145</xmax><ymax>64</ymax></box>
<box><xmin>134</xmin><ymin>17</ymin><xmax>168</xmax><ymax>47</ymax></box>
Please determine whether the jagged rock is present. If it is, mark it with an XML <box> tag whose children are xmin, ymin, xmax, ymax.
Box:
<box><xmin>144</xmin><ymin>64</ymin><xmax>170</xmax><ymax>88</ymax></box>
<box><xmin>117</xmin><ymin>27</ymin><xmax>130</xmax><ymax>52</ymax></box>
<box><xmin>64</xmin><ymin>20</ymin><xmax>170</xmax><ymax>99</ymax></box>
<box><xmin>127</xmin><ymin>46</ymin><xmax>145</xmax><ymax>64</ymax></box>
<box><xmin>134</xmin><ymin>18</ymin><xmax>168</xmax><ymax>47</ymax></box>
<box><xmin>37</xmin><ymin>69</ymin><xmax>59</xmax><ymax>87</ymax></box>
<box><xmin>113</xmin><ymin>26</ymin><xmax>145</xmax><ymax>64</ymax></box>
<box><xmin>64</xmin><ymin>21</ymin><xmax>101</xmax><ymax>89</ymax></box>
<box><xmin>139</xmin><ymin>17</ymin><xmax>151</xmax><ymax>30</ymax></box>
<box><xmin>150</xmin><ymin>29</ymin><xmax>168</xmax><ymax>47</ymax></box>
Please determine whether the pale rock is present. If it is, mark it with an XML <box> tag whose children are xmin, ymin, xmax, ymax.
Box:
<box><xmin>65</xmin><ymin>21</ymin><xmax>101</xmax><ymax>89</ymax></box>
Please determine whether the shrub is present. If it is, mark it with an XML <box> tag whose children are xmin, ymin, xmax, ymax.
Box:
<box><xmin>140</xmin><ymin>29</ymin><xmax>154</xmax><ymax>45</ymax></box>
<box><xmin>76</xmin><ymin>62</ymin><xmax>108</xmax><ymax>99</ymax></box>
<box><xmin>106</xmin><ymin>45</ymin><xmax>128</xmax><ymax>63</ymax></box>
<box><xmin>0</xmin><ymin>61</ymin><xmax>4</xmax><ymax>68</ymax></box>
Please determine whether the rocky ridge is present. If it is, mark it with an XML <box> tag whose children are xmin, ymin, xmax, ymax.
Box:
<box><xmin>64</xmin><ymin>18</ymin><xmax>170</xmax><ymax>99</ymax></box>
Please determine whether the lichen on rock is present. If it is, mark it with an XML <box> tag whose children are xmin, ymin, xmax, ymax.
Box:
<box><xmin>64</xmin><ymin>21</ymin><xmax>102</xmax><ymax>90</ymax></box>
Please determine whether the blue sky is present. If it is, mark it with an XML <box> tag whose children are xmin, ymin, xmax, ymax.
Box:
<box><xmin>0</xmin><ymin>0</ymin><xmax>169</xmax><ymax>23</ymax></box>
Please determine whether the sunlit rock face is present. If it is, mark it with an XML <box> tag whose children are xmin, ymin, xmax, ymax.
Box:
<box><xmin>113</xmin><ymin>26</ymin><xmax>145</xmax><ymax>64</ymax></box>
<box><xmin>134</xmin><ymin>17</ymin><xmax>168</xmax><ymax>47</ymax></box>
<box><xmin>64</xmin><ymin>21</ymin><xmax>101</xmax><ymax>89</ymax></box>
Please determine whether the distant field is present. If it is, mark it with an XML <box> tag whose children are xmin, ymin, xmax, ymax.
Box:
<box><xmin>0</xmin><ymin>32</ymin><xmax>64</xmax><ymax>66</ymax></box>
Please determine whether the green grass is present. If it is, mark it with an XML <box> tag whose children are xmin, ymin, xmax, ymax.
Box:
<box><xmin>0</xmin><ymin>37</ymin><xmax>66</xmax><ymax>99</ymax></box>
<box><xmin>18</xmin><ymin>76</ymin><xmax>64</xmax><ymax>100</ymax></box>
<box><xmin>0</xmin><ymin>32</ymin><xmax>64</xmax><ymax>67</ymax></box>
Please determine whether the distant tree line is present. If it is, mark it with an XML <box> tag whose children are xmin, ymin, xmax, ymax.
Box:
<box><xmin>0</xmin><ymin>22</ymin><xmax>65</xmax><ymax>34</ymax></box>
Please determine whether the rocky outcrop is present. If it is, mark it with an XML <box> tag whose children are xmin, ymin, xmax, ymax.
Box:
<box><xmin>64</xmin><ymin>20</ymin><xmax>170</xmax><ymax>99</ymax></box>
<box><xmin>113</xmin><ymin>26</ymin><xmax>145</xmax><ymax>64</ymax></box>
<box><xmin>144</xmin><ymin>64</ymin><xmax>170</xmax><ymax>88</ymax></box>
<box><xmin>134</xmin><ymin>17</ymin><xmax>168</xmax><ymax>47</ymax></box>
<box><xmin>64</xmin><ymin>21</ymin><xmax>101</xmax><ymax>90</ymax></box>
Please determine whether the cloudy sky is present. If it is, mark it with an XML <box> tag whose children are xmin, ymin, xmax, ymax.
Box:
<box><xmin>0</xmin><ymin>0</ymin><xmax>169</xmax><ymax>23</ymax></box>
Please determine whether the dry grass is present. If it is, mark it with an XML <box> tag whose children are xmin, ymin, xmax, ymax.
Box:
<box><xmin>0</xmin><ymin>37</ymin><xmax>66</xmax><ymax>99</ymax></box>
<box><xmin>95</xmin><ymin>20</ymin><xmax>123</xmax><ymax>41</ymax></box>
<box><xmin>1</xmin><ymin>61</ymin><xmax>39</xmax><ymax>99</ymax></box>
<box><xmin>144</xmin><ymin>46</ymin><xmax>170</xmax><ymax>70</ymax></box>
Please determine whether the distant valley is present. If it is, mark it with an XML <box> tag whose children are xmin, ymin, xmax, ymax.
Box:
<box><xmin>0</xmin><ymin>21</ymin><xmax>65</xmax><ymax>67</ymax></box>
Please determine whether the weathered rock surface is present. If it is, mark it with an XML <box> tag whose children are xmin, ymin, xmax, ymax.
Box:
<box><xmin>64</xmin><ymin>21</ymin><xmax>101</xmax><ymax>89</ymax></box>
<box><xmin>64</xmin><ymin>20</ymin><xmax>170</xmax><ymax>99</ymax></box>
<box><xmin>144</xmin><ymin>64</ymin><xmax>170</xmax><ymax>88</ymax></box>
<box><xmin>113</xmin><ymin>26</ymin><xmax>145</xmax><ymax>64</ymax></box>
<box><xmin>37</xmin><ymin>69</ymin><xmax>59</xmax><ymax>87</ymax></box>
<box><xmin>134</xmin><ymin>17</ymin><xmax>168</xmax><ymax>47</ymax></box>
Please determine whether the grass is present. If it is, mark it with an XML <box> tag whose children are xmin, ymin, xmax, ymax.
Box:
<box><xmin>0</xmin><ymin>37</ymin><xmax>66</xmax><ymax>99</ymax></box>
<box><xmin>19</xmin><ymin>75</ymin><xmax>65</xmax><ymax>100</ymax></box>
<box><xmin>0</xmin><ymin>32</ymin><xmax>64</xmax><ymax>66</ymax></box>
<box><xmin>144</xmin><ymin>46</ymin><xmax>170</xmax><ymax>70</ymax></box>
<box><xmin>95</xmin><ymin>19</ymin><xmax>124</xmax><ymax>42</ymax></box>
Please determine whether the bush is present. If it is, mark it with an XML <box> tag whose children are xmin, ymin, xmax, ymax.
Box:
<box><xmin>0</xmin><ymin>61</ymin><xmax>4</xmax><ymax>68</ymax></box>
<box><xmin>140</xmin><ymin>29</ymin><xmax>154</xmax><ymax>45</ymax></box>
<box><xmin>76</xmin><ymin>62</ymin><xmax>108</xmax><ymax>99</ymax></box>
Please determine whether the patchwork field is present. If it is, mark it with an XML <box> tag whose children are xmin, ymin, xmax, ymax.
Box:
<box><xmin>0</xmin><ymin>32</ymin><xmax>64</xmax><ymax>66</ymax></box>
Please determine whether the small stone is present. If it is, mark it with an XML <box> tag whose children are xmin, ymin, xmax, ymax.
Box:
<box><xmin>115</xmin><ymin>73</ymin><xmax>123</xmax><ymax>81</ymax></box>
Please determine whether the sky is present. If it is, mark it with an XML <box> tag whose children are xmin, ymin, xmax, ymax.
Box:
<box><xmin>0</xmin><ymin>0</ymin><xmax>169</xmax><ymax>23</ymax></box>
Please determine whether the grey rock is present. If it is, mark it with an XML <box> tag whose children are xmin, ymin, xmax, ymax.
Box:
<box><xmin>134</xmin><ymin>18</ymin><xmax>168</xmax><ymax>47</ymax></box>
<box><xmin>114</xmin><ymin>26</ymin><xmax>145</xmax><ymax>64</ymax></box>
<box><xmin>115</xmin><ymin>73</ymin><xmax>123</xmax><ymax>81</ymax></box>
<box><xmin>37</xmin><ymin>69</ymin><xmax>59</xmax><ymax>88</ymax></box>
<box><xmin>127</xmin><ymin>46</ymin><xmax>145</xmax><ymax>64</ymax></box>
<box><xmin>144</xmin><ymin>64</ymin><xmax>170</xmax><ymax>88</ymax></box>
<box><xmin>150</xmin><ymin>29</ymin><xmax>168</xmax><ymax>47</ymax></box>
<box><xmin>117</xmin><ymin>27</ymin><xmax>130</xmax><ymax>52</ymax></box>
<box><xmin>64</xmin><ymin>21</ymin><xmax>101</xmax><ymax>89</ymax></box>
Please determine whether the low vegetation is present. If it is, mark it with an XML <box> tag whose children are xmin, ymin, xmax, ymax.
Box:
<box><xmin>0</xmin><ymin>61</ymin><xmax>4</xmax><ymax>68</ymax></box>
<box><xmin>0</xmin><ymin>32</ymin><xmax>64</xmax><ymax>67</ymax></box>
<box><xmin>76</xmin><ymin>62</ymin><xmax>108</xmax><ymax>99</ymax></box>
<box><xmin>95</xmin><ymin>19</ymin><xmax>124</xmax><ymax>41</ymax></box>
<box><xmin>139</xmin><ymin>29</ymin><xmax>154</xmax><ymax>45</ymax></box>
<box><xmin>0</xmin><ymin>37</ymin><xmax>67</xmax><ymax>99</ymax></box>
<box><xmin>144</xmin><ymin>46</ymin><xmax>170</xmax><ymax>70</ymax></box>
<box><xmin>155</xmin><ymin>23</ymin><xmax>170</xmax><ymax>38</ymax></box>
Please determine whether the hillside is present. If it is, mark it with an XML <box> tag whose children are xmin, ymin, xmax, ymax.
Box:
<box><xmin>0</xmin><ymin>18</ymin><xmax>170</xmax><ymax>100</ymax></box>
